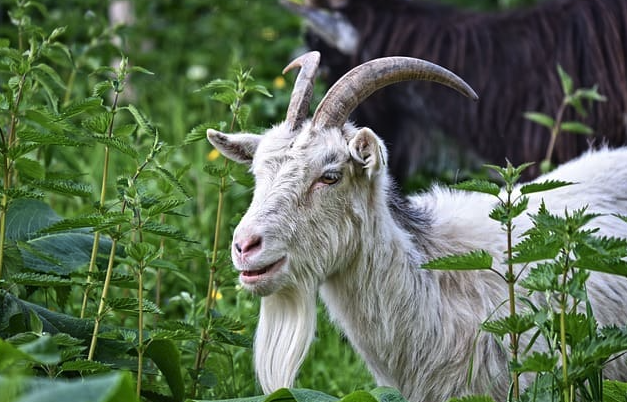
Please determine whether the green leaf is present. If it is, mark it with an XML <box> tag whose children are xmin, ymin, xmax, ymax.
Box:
<box><xmin>524</xmin><ymin>112</ymin><xmax>554</xmax><ymax>129</ymax></box>
<box><xmin>141</xmin><ymin>221</ymin><xmax>197</xmax><ymax>243</ymax></box>
<box><xmin>423</xmin><ymin>250</ymin><xmax>493</xmax><ymax>271</ymax></box>
<box><xmin>129</xmin><ymin>66</ymin><xmax>154</xmax><ymax>75</ymax></box>
<box><xmin>106</xmin><ymin>298</ymin><xmax>162</xmax><ymax>314</ymax></box>
<box><xmin>576</xmin><ymin>86</ymin><xmax>607</xmax><ymax>102</ymax></box>
<box><xmin>481</xmin><ymin>313</ymin><xmax>534</xmax><ymax>337</ymax></box>
<box><xmin>60</xmin><ymin>97</ymin><xmax>103</xmax><ymax>119</ymax></box>
<box><xmin>604</xmin><ymin>380</ymin><xmax>627</xmax><ymax>402</ymax></box>
<box><xmin>18</xmin><ymin>335</ymin><xmax>61</xmax><ymax>365</ymax></box>
<box><xmin>7</xmin><ymin>371</ymin><xmax>139</xmax><ymax>402</ymax></box>
<box><xmin>17</xmin><ymin>128</ymin><xmax>83</xmax><ymax>146</ymax></box>
<box><xmin>11</xmin><ymin>272</ymin><xmax>74</xmax><ymax>287</ymax></box>
<box><xmin>369</xmin><ymin>387</ymin><xmax>409</xmax><ymax>402</ymax></box>
<box><xmin>60</xmin><ymin>359</ymin><xmax>111</xmax><ymax>374</ymax></box>
<box><xmin>520</xmin><ymin>180</ymin><xmax>572</xmax><ymax>195</ymax></box>
<box><xmin>512</xmin><ymin>352</ymin><xmax>558</xmax><ymax>373</ymax></box>
<box><xmin>15</xmin><ymin>158</ymin><xmax>45</xmax><ymax>180</ymax></box>
<box><xmin>152</xmin><ymin>166</ymin><xmax>191</xmax><ymax>198</ymax></box>
<box><xmin>557</xmin><ymin>64</ymin><xmax>574</xmax><ymax>95</ymax></box>
<box><xmin>559</xmin><ymin>121</ymin><xmax>593</xmax><ymax>135</ymax></box>
<box><xmin>29</xmin><ymin>179</ymin><xmax>92</xmax><ymax>197</ymax></box>
<box><xmin>91</xmin><ymin>134</ymin><xmax>139</xmax><ymax>158</ymax></box>
<box><xmin>82</xmin><ymin>112</ymin><xmax>112</xmax><ymax>135</ymax></box>
<box><xmin>249</xmin><ymin>84</ymin><xmax>273</xmax><ymax>98</ymax></box>
<box><xmin>185</xmin><ymin>121</ymin><xmax>217</xmax><ymax>144</ymax></box>
<box><xmin>340</xmin><ymin>390</ymin><xmax>377</xmax><ymax>402</ymax></box>
<box><xmin>265</xmin><ymin>388</ymin><xmax>340</xmax><ymax>402</ymax></box>
<box><xmin>92</xmin><ymin>80</ymin><xmax>114</xmax><ymax>97</ymax></box>
<box><xmin>146</xmin><ymin>198</ymin><xmax>189</xmax><ymax>217</ymax></box>
<box><xmin>452</xmin><ymin>179</ymin><xmax>500</xmax><ymax>196</ymax></box>
<box><xmin>145</xmin><ymin>340</ymin><xmax>185</xmax><ymax>402</ymax></box>
<box><xmin>125</xmin><ymin>104</ymin><xmax>156</xmax><ymax>136</ymax></box>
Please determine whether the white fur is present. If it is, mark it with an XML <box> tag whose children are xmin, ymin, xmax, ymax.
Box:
<box><xmin>207</xmin><ymin>121</ymin><xmax>627</xmax><ymax>402</ymax></box>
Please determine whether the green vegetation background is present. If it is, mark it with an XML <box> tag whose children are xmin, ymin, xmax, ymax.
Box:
<box><xmin>0</xmin><ymin>0</ymin><xmax>544</xmax><ymax>400</ymax></box>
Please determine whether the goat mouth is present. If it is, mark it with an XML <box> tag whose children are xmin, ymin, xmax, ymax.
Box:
<box><xmin>240</xmin><ymin>257</ymin><xmax>286</xmax><ymax>284</ymax></box>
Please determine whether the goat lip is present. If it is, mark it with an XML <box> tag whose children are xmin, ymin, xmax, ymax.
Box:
<box><xmin>239</xmin><ymin>257</ymin><xmax>286</xmax><ymax>283</ymax></box>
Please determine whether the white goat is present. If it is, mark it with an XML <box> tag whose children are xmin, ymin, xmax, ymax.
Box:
<box><xmin>206</xmin><ymin>51</ymin><xmax>627</xmax><ymax>402</ymax></box>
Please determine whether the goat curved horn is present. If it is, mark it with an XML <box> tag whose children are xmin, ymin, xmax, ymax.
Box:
<box><xmin>312</xmin><ymin>57</ymin><xmax>479</xmax><ymax>129</ymax></box>
<box><xmin>283</xmin><ymin>51</ymin><xmax>321</xmax><ymax>131</ymax></box>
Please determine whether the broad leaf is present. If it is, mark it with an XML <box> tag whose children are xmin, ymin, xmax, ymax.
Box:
<box><xmin>520</xmin><ymin>180</ymin><xmax>572</xmax><ymax>195</ymax></box>
<box><xmin>451</xmin><ymin>179</ymin><xmax>500</xmax><ymax>196</ymax></box>
<box><xmin>423</xmin><ymin>250</ymin><xmax>492</xmax><ymax>271</ymax></box>
<box><xmin>145</xmin><ymin>339</ymin><xmax>185</xmax><ymax>402</ymax></box>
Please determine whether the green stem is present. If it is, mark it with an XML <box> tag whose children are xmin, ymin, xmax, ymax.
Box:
<box><xmin>137</xmin><ymin>261</ymin><xmax>145</xmax><ymax>398</ymax></box>
<box><xmin>81</xmin><ymin>92</ymin><xmax>119</xmax><ymax>317</ymax></box>
<box><xmin>506</xmin><ymin>218</ymin><xmax>520</xmax><ymax>400</ymax></box>
<box><xmin>0</xmin><ymin>72</ymin><xmax>28</xmax><ymax>281</ymax></box>
<box><xmin>88</xmin><ymin>236</ymin><xmax>118</xmax><ymax>360</ymax></box>
<box><xmin>544</xmin><ymin>101</ymin><xmax>567</xmax><ymax>165</ymax></box>
<box><xmin>560</xmin><ymin>256</ymin><xmax>570</xmax><ymax>402</ymax></box>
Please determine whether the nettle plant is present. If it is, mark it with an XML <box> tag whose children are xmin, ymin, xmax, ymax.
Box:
<box><xmin>426</xmin><ymin>69</ymin><xmax>627</xmax><ymax>402</ymax></box>
<box><xmin>0</xmin><ymin>3</ymin><xmax>257</xmax><ymax>402</ymax></box>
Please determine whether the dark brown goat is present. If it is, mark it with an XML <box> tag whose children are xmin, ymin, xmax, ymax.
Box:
<box><xmin>285</xmin><ymin>0</ymin><xmax>627</xmax><ymax>180</ymax></box>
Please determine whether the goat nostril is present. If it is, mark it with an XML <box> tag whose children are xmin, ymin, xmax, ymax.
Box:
<box><xmin>240</xmin><ymin>235</ymin><xmax>262</xmax><ymax>255</ymax></box>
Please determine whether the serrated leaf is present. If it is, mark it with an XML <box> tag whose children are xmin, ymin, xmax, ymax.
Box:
<box><xmin>152</xmin><ymin>166</ymin><xmax>191</xmax><ymax>198</ymax></box>
<box><xmin>512</xmin><ymin>352</ymin><xmax>558</xmax><ymax>373</ymax></box>
<box><xmin>125</xmin><ymin>104</ymin><xmax>155</xmax><ymax>135</ymax></box>
<box><xmin>141</xmin><ymin>221</ymin><xmax>197</xmax><ymax>243</ymax></box>
<box><xmin>520</xmin><ymin>179</ymin><xmax>573</xmax><ymax>195</ymax></box>
<box><xmin>40</xmin><ymin>214</ymin><xmax>105</xmax><ymax>233</ymax></box>
<box><xmin>211</xmin><ymin>91</ymin><xmax>237</xmax><ymax>105</ymax></box>
<box><xmin>91</xmin><ymin>134</ymin><xmax>139</xmax><ymax>158</ymax></box>
<box><xmin>82</xmin><ymin>112</ymin><xmax>112</xmax><ymax>134</ymax></box>
<box><xmin>32</xmin><ymin>62</ymin><xmax>66</xmax><ymax>91</ymax></box>
<box><xmin>452</xmin><ymin>179</ymin><xmax>500</xmax><ymax>196</ymax></box>
<box><xmin>106</xmin><ymin>298</ymin><xmax>162</xmax><ymax>314</ymax></box>
<box><xmin>17</xmin><ymin>128</ymin><xmax>83</xmax><ymax>146</ymax></box>
<box><xmin>15</xmin><ymin>157</ymin><xmax>45</xmax><ymax>180</ymax></box>
<box><xmin>61</xmin><ymin>97</ymin><xmax>103</xmax><ymax>119</ymax></box>
<box><xmin>92</xmin><ymin>80</ymin><xmax>114</xmax><ymax>97</ymax></box>
<box><xmin>481</xmin><ymin>313</ymin><xmax>534</xmax><ymax>337</ymax></box>
<box><xmin>524</xmin><ymin>112</ymin><xmax>554</xmax><ymax>129</ymax></box>
<box><xmin>30</xmin><ymin>179</ymin><xmax>92</xmax><ymax>197</ymax></box>
<box><xmin>560</xmin><ymin>121</ymin><xmax>593</xmax><ymax>135</ymax></box>
<box><xmin>185</xmin><ymin>121</ymin><xmax>216</xmax><ymax>144</ymax></box>
<box><xmin>147</xmin><ymin>198</ymin><xmax>189</xmax><ymax>217</ymax></box>
<box><xmin>61</xmin><ymin>358</ymin><xmax>111</xmax><ymax>373</ymax></box>
<box><xmin>423</xmin><ymin>250</ymin><xmax>492</xmax><ymax>271</ymax></box>
<box><xmin>11</xmin><ymin>272</ymin><xmax>74</xmax><ymax>287</ymax></box>
<box><xmin>196</xmin><ymin>78</ymin><xmax>236</xmax><ymax>92</ymax></box>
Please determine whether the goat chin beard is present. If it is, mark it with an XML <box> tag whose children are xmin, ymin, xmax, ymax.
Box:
<box><xmin>254</xmin><ymin>285</ymin><xmax>317</xmax><ymax>393</ymax></box>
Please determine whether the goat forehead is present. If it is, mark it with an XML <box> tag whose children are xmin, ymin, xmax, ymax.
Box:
<box><xmin>255</xmin><ymin>127</ymin><xmax>350</xmax><ymax>174</ymax></box>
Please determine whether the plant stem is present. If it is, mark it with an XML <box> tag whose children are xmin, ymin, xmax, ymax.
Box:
<box><xmin>560</xmin><ymin>255</ymin><xmax>570</xmax><ymax>402</ymax></box>
<box><xmin>81</xmin><ymin>92</ymin><xmax>119</xmax><ymax>318</ymax></box>
<box><xmin>0</xmin><ymin>72</ymin><xmax>28</xmax><ymax>281</ymax></box>
<box><xmin>543</xmin><ymin>101</ymin><xmax>567</xmax><ymax>165</ymax></box>
<box><xmin>506</xmin><ymin>219</ymin><xmax>520</xmax><ymax>400</ymax></box>
<box><xmin>88</xmin><ymin>236</ymin><xmax>118</xmax><ymax>360</ymax></box>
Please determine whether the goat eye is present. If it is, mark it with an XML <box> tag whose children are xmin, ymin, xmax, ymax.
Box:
<box><xmin>319</xmin><ymin>171</ymin><xmax>342</xmax><ymax>185</ymax></box>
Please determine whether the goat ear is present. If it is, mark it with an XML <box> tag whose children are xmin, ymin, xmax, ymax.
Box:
<box><xmin>348</xmin><ymin>128</ymin><xmax>387</xmax><ymax>178</ymax></box>
<box><xmin>206</xmin><ymin>129</ymin><xmax>261</xmax><ymax>165</ymax></box>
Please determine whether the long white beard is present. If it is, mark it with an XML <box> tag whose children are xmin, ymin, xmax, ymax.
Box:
<box><xmin>254</xmin><ymin>286</ymin><xmax>317</xmax><ymax>393</ymax></box>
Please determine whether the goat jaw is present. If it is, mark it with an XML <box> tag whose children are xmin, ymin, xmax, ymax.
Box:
<box><xmin>237</xmin><ymin>257</ymin><xmax>288</xmax><ymax>295</ymax></box>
